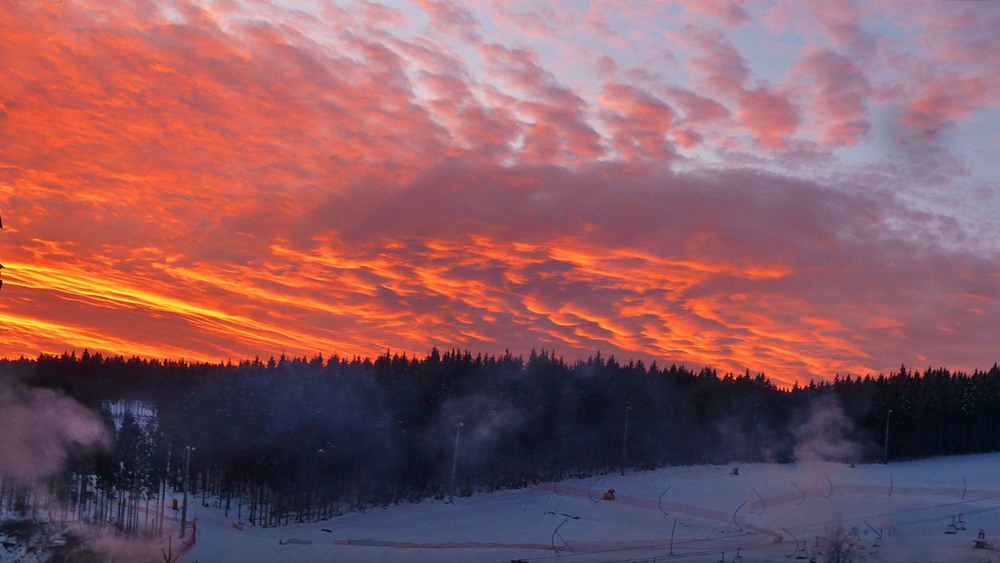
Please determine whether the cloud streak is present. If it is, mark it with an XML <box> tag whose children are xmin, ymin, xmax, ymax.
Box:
<box><xmin>0</xmin><ymin>1</ymin><xmax>997</xmax><ymax>386</ymax></box>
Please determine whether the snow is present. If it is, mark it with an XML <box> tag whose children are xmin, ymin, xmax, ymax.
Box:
<box><xmin>181</xmin><ymin>453</ymin><xmax>1000</xmax><ymax>563</ymax></box>
<box><xmin>104</xmin><ymin>399</ymin><xmax>157</xmax><ymax>430</ymax></box>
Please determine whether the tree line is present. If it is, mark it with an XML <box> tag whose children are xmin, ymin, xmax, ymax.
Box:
<box><xmin>4</xmin><ymin>350</ymin><xmax>1000</xmax><ymax>533</ymax></box>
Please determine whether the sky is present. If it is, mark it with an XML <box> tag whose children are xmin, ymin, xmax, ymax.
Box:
<box><xmin>0</xmin><ymin>0</ymin><xmax>998</xmax><ymax>387</ymax></box>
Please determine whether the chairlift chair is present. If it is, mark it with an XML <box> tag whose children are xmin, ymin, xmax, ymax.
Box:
<box><xmin>945</xmin><ymin>517</ymin><xmax>958</xmax><ymax>535</ymax></box>
<box><xmin>811</xmin><ymin>536</ymin><xmax>827</xmax><ymax>555</ymax></box>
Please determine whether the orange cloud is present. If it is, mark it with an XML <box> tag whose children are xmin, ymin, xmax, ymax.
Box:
<box><xmin>599</xmin><ymin>83</ymin><xmax>675</xmax><ymax>161</ymax></box>
<box><xmin>0</xmin><ymin>0</ymin><xmax>997</xmax><ymax>388</ymax></box>
<box><xmin>792</xmin><ymin>48</ymin><xmax>872</xmax><ymax>147</ymax></box>
<box><xmin>737</xmin><ymin>86</ymin><xmax>800</xmax><ymax>150</ymax></box>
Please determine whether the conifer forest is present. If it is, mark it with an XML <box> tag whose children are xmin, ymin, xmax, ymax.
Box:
<box><xmin>3</xmin><ymin>350</ymin><xmax>1000</xmax><ymax>537</ymax></box>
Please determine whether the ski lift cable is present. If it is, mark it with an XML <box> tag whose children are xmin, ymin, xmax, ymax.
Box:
<box><xmin>767</xmin><ymin>480</ymin><xmax>1000</xmax><ymax>535</ymax></box>
<box><xmin>535</xmin><ymin>503</ymin><xmax>1000</xmax><ymax>563</ymax></box>
<box><xmin>528</xmin><ymin>530</ymin><xmax>771</xmax><ymax>562</ymax></box>
<box><xmin>537</xmin><ymin>536</ymin><xmax>798</xmax><ymax>563</ymax></box>
<box><xmin>775</xmin><ymin>489</ymin><xmax>1000</xmax><ymax>538</ymax></box>
<box><xmin>529</xmin><ymin>488</ymin><xmax>1000</xmax><ymax>563</ymax></box>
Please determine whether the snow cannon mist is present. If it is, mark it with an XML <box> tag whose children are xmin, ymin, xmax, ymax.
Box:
<box><xmin>0</xmin><ymin>374</ymin><xmax>153</xmax><ymax>563</ymax></box>
<box><xmin>0</xmin><ymin>376</ymin><xmax>110</xmax><ymax>486</ymax></box>
<box><xmin>793</xmin><ymin>393</ymin><xmax>863</xmax><ymax>465</ymax></box>
<box><xmin>432</xmin><ymin>392</ymin><xmax>527</xmax><ymax>500</ymax></box>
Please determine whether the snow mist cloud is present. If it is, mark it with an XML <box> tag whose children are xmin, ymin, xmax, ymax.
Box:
<box><xmin>0</xmin><ymin>376</ymin><xmax>110</xmax><ymax>483</ymax></box>
<box><xmin>792</xmin><ymin>394</ymin><xmax>860</xmax><ymax>464</ymax></box>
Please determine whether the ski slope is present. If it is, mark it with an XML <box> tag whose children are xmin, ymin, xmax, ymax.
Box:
<box><xmin>182</xmin><ymin>453</ymin><xmax>1000</xmax><ymax>563</ymax></box>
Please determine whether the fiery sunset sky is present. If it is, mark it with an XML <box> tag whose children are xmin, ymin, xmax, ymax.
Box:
<box><xmin>1</xmin><ymin>1</ymin><xmax>998</xmax><ymax>386</ymax></box>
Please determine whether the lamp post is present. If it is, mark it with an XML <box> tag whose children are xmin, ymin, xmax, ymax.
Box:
<box><xmin>180</xmin><ymin>446</ymin><xmax>195</xmax><ymax>539</ymax></box>
<box><xmin>883</xmin><ymin>409</ymin><xmax>893</xmax><ymax>464</ymax></box>
<box><xmin>749</xmin><ymin>402</ymin><xmax>759</xmax><ymax>463</ymax></box>
<box><xmin>621</xmin><ymin>403</ymin><xmax>632</xmax><ymax>476</ymax></box>
<box><xmin>448</xmin><ymin>422</ymin><xmax>464</xmax><ymax>503</ymax></box>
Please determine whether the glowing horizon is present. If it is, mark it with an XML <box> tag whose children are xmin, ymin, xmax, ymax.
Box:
<box><xmin>1</xmin><ymin>1</ymin><xmax>998</xmax><ymax>387</ymax></box>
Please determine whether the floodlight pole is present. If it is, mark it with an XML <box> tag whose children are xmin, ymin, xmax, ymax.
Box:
<box><xmin>883</xmin><ymin>409</ymin><xmax>893</xmax><ymax>464</ymax></box>
<box><xmin>621</xmin><ymin>403</ymin><xmax>632</xmax><ymax>476</ymax></box>
<box><xmin>449</xmin><ymin>422</ymin><xmax>464</xmax><ymax>503</ymax></box>
<box><xmin>180</xmin><ymin>446</ymin><xmax>194</xmax><ymax>539</ymax></box>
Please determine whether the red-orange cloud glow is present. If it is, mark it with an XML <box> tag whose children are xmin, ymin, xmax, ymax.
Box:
<box><xmin>1</xmin><ymin>1</ymin><xmax>997</xmax><ymax>387</ymax></box>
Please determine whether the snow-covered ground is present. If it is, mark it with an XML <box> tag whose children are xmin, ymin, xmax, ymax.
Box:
<box><xmin>181</xmin><ymin>453</ymin><xmax>1000</xmax><ymax>563</ymax></box>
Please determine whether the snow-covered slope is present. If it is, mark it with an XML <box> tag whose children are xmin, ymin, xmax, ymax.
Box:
<box><xmin>182</xmin><ymin>453</ymin><xmax>1000</xmax><ymax>563</ymax></box>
